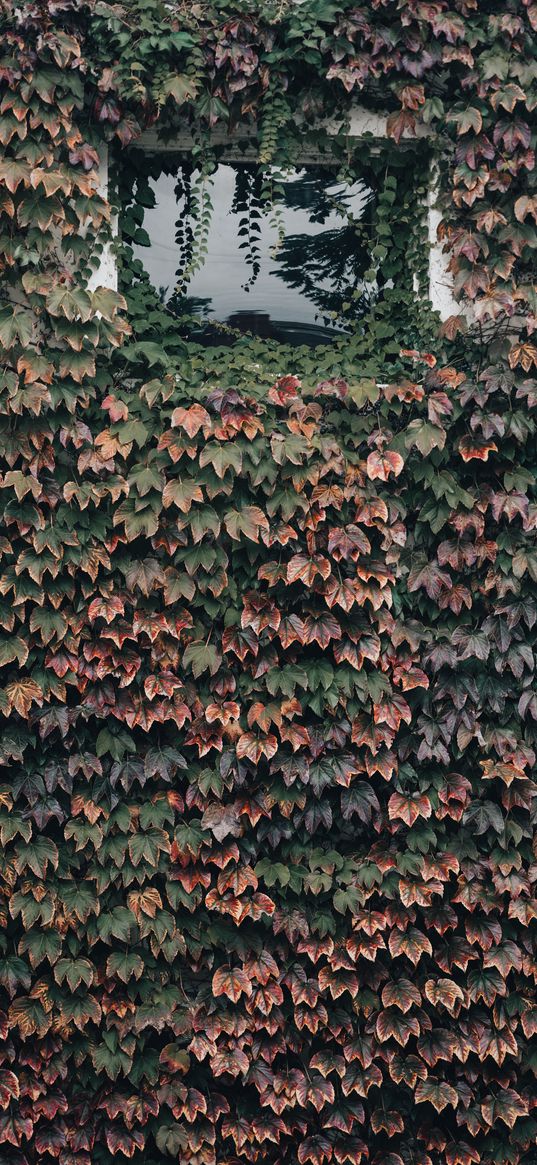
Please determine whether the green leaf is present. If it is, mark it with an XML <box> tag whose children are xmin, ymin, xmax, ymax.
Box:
<box><xmin>199</xmin><ymin>443</ymin><xmax>243</xmax><ymax>478</ymax></box>
<box><xmin>122</xmin><ymin>341</ymin><xmax>170</xmax><ymax>367</ymax></box>
<box><xmin>106</xmin><ymin>951</ymin><xmax>144</xmax><ymax>982</ymax></box>
<box><xmin>128</xmin><ymin>828</ymin><xmax>170</xmax><ymax>867</ymax></box>
<box><xmin>46</xmin><ymin>286</ymin><xmax>93</xmax><ymax>322</ymax></box>
<box><xmin>54</xmin><ymin>957</ymin><xmax>94</xmax><ymax>990</ymax></box>
<box><xmin>0</xmin><ymin>307</ymin><xmax>34</xmax><ymax>347</ymax></box>
<box><xmin>14</xmin><ymin>837</ymin><xmax>58</xmax><ymax>878</ymax></box>
<box><xmin>18</xmin><ymin>928</ymin><xmax>62</xmax><ymax>967</ymax></box>
<box><xmin>0</xmin><ymin>955</ymin><xmax>31</xmax><ymax>995</ymax></box>
<box><xmin>406</xmin><ymin>419</ymin><xmax>446</xmax><ymax>455</ymax></box>
<box><xmin>159</xmin><ymin>74</ymin><xmax>199</xmax><ymax>104</ymax></box>
<box><xmin>182</xmin><ymin>641</ymin><xmax>222</xmax><ymax>678</ymax></box>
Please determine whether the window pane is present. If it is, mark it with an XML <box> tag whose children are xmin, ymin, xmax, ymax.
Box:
<box><xmin>132</xmin><ymin>163</ymin><xmax>376</xmax><ymax>346</ymax></box>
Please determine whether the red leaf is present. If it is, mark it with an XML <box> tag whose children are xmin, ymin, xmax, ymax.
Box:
<box><xmin>171</xmin><ymin>403</ymin><xmax>211</xmax><ymax>436</ymax></box>
<box><xmin>366</xmin><ymin>450</ymin><xmax>405</xmax><ymax>481</ymax></box>
<box><xmin>212</xmin><ymin>966</ymin><xmax>253</xmax><ymax>1003</ymax></box>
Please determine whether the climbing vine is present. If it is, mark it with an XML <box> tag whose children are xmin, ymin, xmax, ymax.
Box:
<box><xmin>0</xmin><ymin>3</ymin><xmax>535</xmax><ymax>1165</ymax></box>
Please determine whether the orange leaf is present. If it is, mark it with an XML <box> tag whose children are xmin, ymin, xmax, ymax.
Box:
<box><xmin>366</xmin><ymin>450</ymin><xmax>404</xmax><ymax>481</ymax></box>
<box><xmin>212</xmin><ymin>966</ymin><xmax>252</xmax><ymax>1003</ymax></box>
<box><xmin>5</xmin><ymin>678</ymin><xmax>43</xmax><ymax>716</ymax></box>
<box><xmin>171</xmin><ymin>403</ymin><xmax>211</xmax><ymax>436</ymax></box>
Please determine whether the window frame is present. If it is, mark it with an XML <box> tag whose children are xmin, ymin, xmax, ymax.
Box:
<box><xmin>91</xmin><ymin>107</ymin><xmax>458</xmax><ymax>322</ymax></box>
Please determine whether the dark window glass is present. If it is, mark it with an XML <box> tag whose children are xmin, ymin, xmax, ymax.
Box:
<box><xmin>132</xmin><ymin>163</ymin><xmax>376</xmax><ymax>346</ymax></box>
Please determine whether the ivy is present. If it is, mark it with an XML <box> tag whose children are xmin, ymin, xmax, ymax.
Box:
<box><xmin>0</xmin><ymin>3</ymin><xmax>536</xmax><ymax>1165</ymax></box>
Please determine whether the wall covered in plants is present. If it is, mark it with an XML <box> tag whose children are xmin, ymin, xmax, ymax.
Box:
<box><xmin>0</xmin><ymin>3</ymin><xmax>536</xmax><ymax>1165</ymax></box>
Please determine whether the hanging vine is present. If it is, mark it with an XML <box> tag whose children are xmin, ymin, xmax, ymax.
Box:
<box><xmin>231</xmin><ymin>165</ymin><xmax>263</xmax><ymax>290</ymax></box>
<box><xmin>174</xmin><ymin>162</ymin><xmax>215</xmax><ymax>292</ymax></box>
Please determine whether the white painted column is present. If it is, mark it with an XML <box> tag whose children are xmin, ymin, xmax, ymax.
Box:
<box><xmin>427</xmin><ymin>161</ymin><xmax>458</xmax><ymax>320</ymax></box>
<box><xmin>87</xmin><ymin>146</ymin><xmax>118</xmax><ymax>292</ymax></box>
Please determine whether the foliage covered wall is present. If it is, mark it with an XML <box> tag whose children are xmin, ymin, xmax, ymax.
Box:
<box><xmin>0</xmin><ymin>3</ymin><xmax>536</xmax><ymax>1165</ymax></box>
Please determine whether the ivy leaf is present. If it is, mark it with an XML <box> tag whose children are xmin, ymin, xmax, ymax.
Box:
<box><xmin>199</xmin><ymin>443</ymin><xmax>243</xmax><ymax>478</ymax></box>
<box><xmin>0</xmin><ymin>957</ymin><xmax>31</xmax><ymax>996</ymax></box>
<box><xmin>18</xmin><ymin>928</ymin><xmax>62</xmax><ymax>968</ymax></box>
<box><xmin>406</xmin><ymin>419</ymin><xmax>446</xmax><ymax>455</ymax></box>
<box><xmin>224</xmin><ymin>505</ymin><xmax>270</xmax><ymax>542</ymax></box>
<box><xmin>366</xmin><ymin>450</ymin><xmax>404</xmax><ymax>480</ymax></box>
<box><xmin>14</xmin><ymin>837</ymin><xmax>58</xmax><ymax>878</ymax></box>
<box><xmin>159</xmin><ymin>1043</ymin><xmax>191</xmax><ymax>1073</ymax></box>
<box><xmin>90</xmin><ymin>286</ymin><xmax>127</xmax><ymax>318</ymax></box>
<box><xmin>424</xmin><ymin>978</ymin><xmax>464</xmax><ymax>1013</ymax></box>
<box><xmin>375</xmin><ymin>1009</ymin><xmax>421</xmax><ymax>1046</ymax></box>
<box><xmin>53</xmin><ymin>957</ymin><xmax>94</xmax><ymax>991</ymax></box>
<box><xmin>162</xmin><ymin>478</ymin><xmax>204</xmax><ymax>512</ymax></box>
<box><xmin>5</xmin><ymin>678</ymin><xmax>43</xmax><ymax>717</ymax></box>
<box><xmin>128</xmin><ymin>828</ymin><xmax>170</xmax><ymax>867</ymax></box>
<box><xmin>105</xmin><ymin>1128</ymin><xmax>145</xmax><ymax>1157</ymax></box>
<box><xmin>46</xmin><ymin>286</ymin><xmax>93</xmax><ymax>322</ymax></box>
<box><xmin>448</xmin><ymin>107</ymin><xmax>483</xmax><ymax>134</ymax></box>
<box><xmin>0</xmin><ymin>307</ymin><xmax>34</xmax><ymax>347</ymax></box>
<box><xmin>415</xmin><ymin>1078</ymin><xmax>459</xmax><ymax>1112</ymax></box>
<box><xmin>182</xmin><ymin>641</ymin><xmax>222</xmax><ymax>677</ymax></box>
<box><xmin>159</xmin><ymin>74</ymin><xmax>199</xmax><ymax>104</ymax></box>
<box><xmin>388</xmin><ymin>927</ymin><xmax>433</xmax><ymax>965</ymax></box>
<box><xmin>381</xmin><ymin>978</ymin><xmax>422</xmax><ymax>1013</ymax></box>
<box><xmin>122</xmin><ymin>341</ymin><xmax>170</xmax><ymax>367</ymax></box>
<box><xmin>340</xmin><ymin>782</ymin><xmax>380</xmax><ymax>823</ymax></box>
<box><xmin>0</xmin><ymin>157</ymin><xmax>31</xmax><ymax>191</ymax></box>
<box><xmin>106</xmin><ymin>951</ymin><xmax>144</xmax><ymax>983</ymax></box>
<box><xmin>212</xmin><ymin>966</ymin><xmax>252</xmax><ymax>1003</ymax></box>
<box><xmin>388</xmin><ymin>791</ymin><xmax>432</xmax><ymax>826</ymax></box>
<box><xmin>0</xmin><ymin>1070</ymin><xmax>19</xmax><ymax>1109</ymax></box>
<box><xmin>201</xmin><ymin>802</ymin><xmax>242</xmax><ymax>842</ymax></box>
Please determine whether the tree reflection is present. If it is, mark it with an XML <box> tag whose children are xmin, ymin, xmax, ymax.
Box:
<box><xmin>271</xmin><ymin>170</ymin><xmax>375</xmax><ymax>324</ymax></box>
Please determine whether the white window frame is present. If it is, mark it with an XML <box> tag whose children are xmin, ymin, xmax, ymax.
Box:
<box><xmin>90</xmin><ymin>107</ymin><xmax>458</xmax><ymax>321</ymax></box>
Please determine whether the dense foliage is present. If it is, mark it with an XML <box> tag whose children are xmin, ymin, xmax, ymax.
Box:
<box><xmin>0</xmin><ymin>3</ymin><xmax>536</xmax><ymax>1165</ymax></box>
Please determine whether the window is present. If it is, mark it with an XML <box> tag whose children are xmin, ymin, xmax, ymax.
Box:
<box><xmin>131</xmin><ymin>163</ymin><xmax>377</xmax><ymax>347</ymax></box>
<box><xmin>92</xmin><ymin>111</ymin><xmax>458</xmax><ymax>327</ymax></box>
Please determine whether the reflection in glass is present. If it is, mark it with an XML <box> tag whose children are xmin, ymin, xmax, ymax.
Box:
<box><xmin>132</xmin><ymin>164</ymin><xmax>377</xmax><ymax>347</ymax></box>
